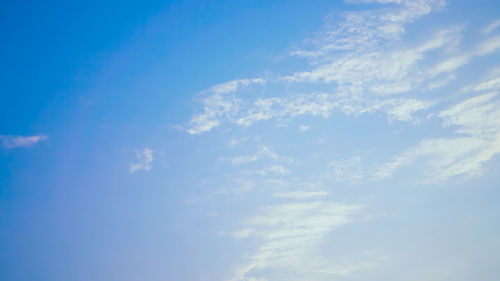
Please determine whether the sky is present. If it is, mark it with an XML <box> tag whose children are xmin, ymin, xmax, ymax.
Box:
<box><xmin>1</xmin><ymin>0</ymin><xmax>500</xmax><ymax>280</ymax></box>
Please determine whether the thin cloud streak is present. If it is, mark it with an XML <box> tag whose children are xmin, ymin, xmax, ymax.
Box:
<box><xmin>0</xmin><ymin>135</ymin><xmax>47</xmax><ymax>149</ymax></box>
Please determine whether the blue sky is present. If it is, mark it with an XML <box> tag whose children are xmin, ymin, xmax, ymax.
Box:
<box><xmin>1</xmin><ymin>0</ymin><xmax>500</xmax><ymax>280</ymax></box>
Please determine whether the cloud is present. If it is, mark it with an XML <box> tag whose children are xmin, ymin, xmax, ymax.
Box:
<box><xmin>187</xmin><ymin>91</ymin><xmax>241</xmax><ymax>135</ymax></box>
<box><xmin>427</xmin><ymin>74</ymin><xmax>456</xmax><ymax>90</ymax></box>
<box><xmin>384</xmin><ymin>98</ymin><xmax>435</xmax><ymax>123</ymax></box>
<box><xmin>272</xmin><ymin>191</ymin><xmax>329</xmax><ymax>199</ymax></box>
<box><xmin>482</xmin><ymin>19</ymin><xmax>500</xmax><ymax>35</ymax></box>
<box><xmin>328</xmin><ymin>156</ymin><xmax>364</xmax><ymax>183</ymax></box>
<box><xmin>476</xmin><ymin>35</ymin><xmax>500</xmax><ymax>56</ymax></box>
<box><xmin>229</xmin><ymin>137</ymin><xmax>248</xmax><ymax>147</ymax></box>
<box><xmin>461</xmin><ymin>68</ymin><xmax>500</xmax><ymax>93</ymax></box>
<box><xmin>129</xmin><ymin>148</ymin><xmax>154</xmax><ymax>174</ymax></box>
<box><xmin>187</xmin><ymin>2</ymin><xmax>459</xmax><ymax>134</ymax></box>
<box><xmin>292</xmin><ymin>0</ymin><xmax>446</xmax><ymax>59</ymax></box>
<box><xmin>286</xmin><ymin>27</ymin><xmax>458</xmax><ymax>87</ymax></box>
<box><xmin>0</xmin><ymin>135</ymin><xmax>47</xmax><ymax>149</ymax></box>
<box><xmin>224</xmin><ymin>201</ymin><xmax>373</xmax><ymax>281</ymax></box>
<box><xmin>224</xmin><ymin>154</ymin><xmax>259</xmax><ymax>165</ymax></box>
<box><xmin>429</xmin><ymin>55</ymin><xmax>470</xmax><ymax>77</ymax></box>
<box><xmin>220</xmin><ymin>146</ymin><xmax>284</xmax><ymax>165</ymax></box>
<box><xmin>186</xmin><ymin>4</ymin><xmax>500</xmax><ymax>185</ymax></box>
<box><xmin>187</xmin><ymin>79</ymin><xmax>265</xmax><ymax>135</ymax></box>
<box><xmin>210</xmin><ymin>78</ymin><xmax>265</xmax><ymax>95</ymax></box>
<box><xmin>345</xmin><ymin>0</ymin><xmax>403</xmax><ymax>4</ymax></box>
<box><xmin>430</xmin><ymin>35</ymin><xmax>500</xmax><ymax>78</ymax></box>
<box><xmin>184</xmin><ymin>2</ymin><xmax>500</xmax><ymax>279</ymax></box>
<box><xmin>472</xmin><ymin>76</ymin><xmax>500</xmax><ymax>92</ymax></box>
<box><xmin>256</xmin><ymin>165</ymin><xmax>290</xmax><ymax>176</ymax></box>
<box><xmin>374</xmin><ymin>92</ymin><xmax>500</xmax><ymax>183</ymax></box>
<box><xmin>299</xmin><ymin>125</ymin><xmax>310</xmax><ymax>132</ymax></box>
<box><xmin>186</xmin><ymin>8</ymin><xmax>500</xmax><ymax>136</ymax></box>
<box><xmin>192</xmin><ymin>90</ymin><xmax>435</xmax><ymax>132</ymax></box>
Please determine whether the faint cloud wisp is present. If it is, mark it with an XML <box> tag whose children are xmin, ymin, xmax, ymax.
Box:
<box><xmin>0</xmin><ymin>135</ymin><xmax>47</xmax><ymax>149</ymax></box>
<box><xmin>129</xmin><ymin>148</ymin><xmax>154</xmax><ymax>174</ymax></box>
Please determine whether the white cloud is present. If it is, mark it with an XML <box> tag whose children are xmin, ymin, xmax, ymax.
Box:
<box><xmin>461</xmin><ymin>67</ymin><xmax>500</xmax><ymax>93</ymax></box>
<box><xmin>187</xmin><ymin>92</ymin><xmax>241</xmax><ymax>135</ymax></box>
<box><xmin>210</xmin><ymin>78</ymin><xmax>265</xmax><ymax>95</ymax></box>
<box><xmin>187</xmin><ymin>6</ymin><xmax>460</xmax><ymax>134</ymax></box>
<box><xmin>0</xmin><ymin>135</ymin><xmax>47</xmax><ymax>149</ymax></box>
<box><xmin>192</xmin><ymin>89</ymin><xmax>435</xmax><ymax>132</ymax></box>
<box><xmin>221</xmin><ymin>146</ymin><xmax>284</xmax><ymax>165</ymax></box>
<box><xmin>224</xmin><ymin>154</ymin><xmax>259</xmax><ymax>165</ymax></box>
<box><xmin>475</xmin><ymin>35</ymin><xmax>500</xmax><ymax>56</ymax></box>
<box><xmin>373</xmin><ymin>137</ymin><xmax>490</xmax><ymax>181</ymax></box>
<box><xmin>482</xmin><ymin>19</ymin><xmax>500</xmax><ymax>35</ymax></box>
<box><xmin>345</xmin><ymin>0</ymin><xmax>403</xmax><ymax>4</ymax></box>
<box><xmin>427</xmin><ymin>74</ymin><xmax>455</xmax><ymax>90</ymax></box>
<box><xmin>185</xmin><ymin>25</ymin><xmax>498</xmax><ymax>133</ymax></box>
<box><xmin>384</xmin><ymin>98</ymin><xmax>435</xmax><ymax>123</ymax></box>
<box><xmin>236</xmin><ymin>98</ymin><xmax>282</xmax><ymax>126</ymax></box>
<box><xmin>472</xmin><ymin>76</ymin><xmax>500</xmax><ymax>92</ymax></box>
<box><xmin>429</xmin><ymin>35</ymin><xmax>500</xmax><ymax>78</ymax></box>
<box><xmin>272</xmin><ymin>191</ymin><xmax>329</xmax><ymax>199</ymax></box>
<box><xmin>328</xmin><ymin>156</ymin><xmax>364</xmax><ymax>183</ymax></box>
<box><xmin>188</xmin><ymin>79</ymin><xmax>265</xmax><ymax>134</ymax></box>
<box><xmin>429</xmin><ymin>55</ymin><xmax>470</xmax><ymax>77</ymax></box>
<box><xmin>292</xmin><ymin>0</ymin><xmax>446</xmax><ymax>59</ymax></box>
<box><xmin>183</xmin><ymin>2</ymin><xmax>500</xmax><ymax>280</ymax></box>
<box><xmin>374</xmin><ymin>92</ymin><xmax>500</xmax><ymax>182</ymax></box>
<box><xmin>299</xmin><ymin>125</ymin><xmax>310</xmax><ymax>132</ymax></box>
<box><xmin>225</xmin><ymin>201</ymin><xmax>372</xmax><ymax>281</ymax></box>
<box><xmin>257</xmin><ymin>165</ymin><xmax>290</xmax><ymax>175</ymax></box>
<box><xmin>229</xmin><ymin>137</ymin><xmax>248</xmax><ymax>147</ymax></box>
<box><xmin>129</xmin><ymin>148</ymin><xmax>154</xmax><ymax>174</ymax></box>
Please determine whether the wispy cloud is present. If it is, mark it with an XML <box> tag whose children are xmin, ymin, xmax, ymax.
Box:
<box><xmin>0</xmin><ymin>135</ymin><xmax>47</xmax><ymax>149</ymax></box>
<box><xmin>187</xmin><ymin>79</ymin><xmax>265</xmax><ymax>135</ymax></box>
<box><xmin>224</xmin><ymin>201</ymin><xmax>373</xmax><ymax>281</ymax></box>
<box><xmin>429</xmin><ymin>35</ymin><xmax>500</xmax><ymax>78</ymax></box>
<box><xmin>463</xmin><ymin>75</ymin><xmax>500</xmax><ymax>93</ymax></box>
<box><xmin>328</xmin><ymin>156</ymin><xmax>364</xmax><ymax>183</ymax></box>
<box><xmin>185</xmin><ymin>1</ymin><xmax>500</xmax><ymax>279</ymax></box>
<box><xmin>299</xmin><ymin>125</ymin><xmax>310</xmax><ymax>132</ymax></box>
<box><xmin>229</xmin><ymin>137</ymin><xmax>248</xmax><ymax>147</ymax></box>
<box><xmin>292</xmin><ymin>0</ymin><xmax>446</xmax><ymax>59</ymax></box>
<box><xmin>187</xmin><ymin>1</ymin><xmax>500</xmax><ymax>140</ymax></box>
<box><xmin>482</xmin><ymin>18</ymin><xmax>500</xmax><ymax>35</ymax></box>
<box><xmin>272</xmin><ymin>190</ymin><xmax>329</xmax><ymax>199</ymax></box>
<box><xmin>374</xmin><ymin>92</ymin><xmax>500</xmax><ymax>183</ymax></box>
<box><xmin>210</xmin><ymin>78</ymin><xmax>265</xmax><ymax>95</ymax></box>
<box><xmin>188</xmin><ymin>0</ymin><xmax>500</xmax><ymax>186</ymax></box>
<box><xmin>187</xmin><ymin>1</ymin><xmax>460</xmax><ymax>134</ymax></box>
<box><xmin>344</xmin><ymin>0</ymin><xmax>404</xmax><ymax>4</ymax></box>
<box><xmin>129</xmin><ymin>148</ymin><xmax>154</xmax><ymax>174</ymax></box>
<box><xmin>220</xmin><ymin>146</ymin><xmax>285</xmax><ymax>165</ymax></box>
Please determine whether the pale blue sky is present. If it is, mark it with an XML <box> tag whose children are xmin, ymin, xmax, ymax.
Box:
<box><xmin>1</xmin><ymin>1</ymin><xmax>500</xmax><ymax>280</ymax></box>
